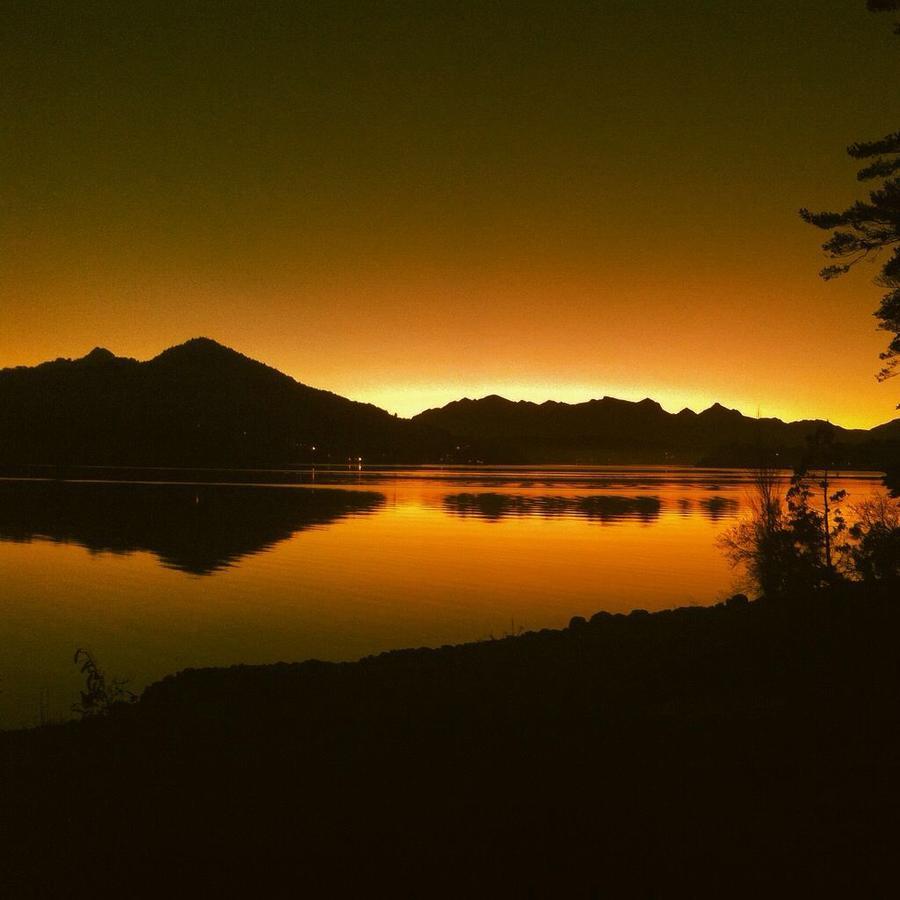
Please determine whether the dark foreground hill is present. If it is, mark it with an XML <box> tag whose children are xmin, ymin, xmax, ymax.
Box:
<box><xmin>2</xmin><ymin>582</ymin><xmax>899</xmax><ymax>897</ymax></box>
<box><xmin>0</xmin><ymin>338</ymin><xmax>450</xmax><ymax>465</ymax></box>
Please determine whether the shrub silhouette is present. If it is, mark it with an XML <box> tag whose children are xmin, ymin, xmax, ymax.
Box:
<box><xmin>72</xmin><ymin>648</ymin><xmax>136</xmax><ymax>718</ymax></box>
<box><xmin>848</xmin><ymin>492</ymin><xmax>900</xmax><ymax>582</ymax></box>
<box><xmin>719</xmin><ymin>467</ymin><xmax>898</xmax><ymax>595</ymax></box>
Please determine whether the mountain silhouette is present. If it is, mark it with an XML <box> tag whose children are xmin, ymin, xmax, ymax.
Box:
<box><xmin>1</xmin><ymin>339</ymin><xmax>897</xmax><ymax>467</ymax></box>
<box><xmin>412</xmin><ymin>394</ymin><xmax>900</xmax><ymax>467</ymax></box>
<box><xmin>0</xmin><ymin>480</ymin><xmax>384</xmax><ymax>575</ymax></box>
<box><xmin>0</xmin><ymin>338</ymin><xmax>449</xmax><ymax>466</ymax></box>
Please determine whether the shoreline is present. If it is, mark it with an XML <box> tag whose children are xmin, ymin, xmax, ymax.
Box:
<box><xmin>4</xmin><ymin>581</ymin><xmax>899</xmax><ymax>894</ymax></box>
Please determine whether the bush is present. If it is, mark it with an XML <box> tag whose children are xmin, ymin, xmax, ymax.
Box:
<box><xmin>72</xmin><ymin>648</ymin><xmax>136</xmax><ymax>718</ymax></box>
<box><xmin>848</xmin><ymin>493</ymin><xmax>900</xmax><ymax>582</ymax></box>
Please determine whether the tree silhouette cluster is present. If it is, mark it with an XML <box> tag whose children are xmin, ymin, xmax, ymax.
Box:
<box><xmin>719</xmin><ymin>466</ymin><xmax>899</xmax><ymax>597</ymax></box>
<box><xmin>801</xmin><ymin>3</ymin><xmax>900</xmax><ymax>393</ymax></box>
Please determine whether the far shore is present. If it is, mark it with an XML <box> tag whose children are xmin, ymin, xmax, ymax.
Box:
<box><xmin>0</xmin><ymin>460</ymin><xmax>891</xmax><ymax>484</ymax></box>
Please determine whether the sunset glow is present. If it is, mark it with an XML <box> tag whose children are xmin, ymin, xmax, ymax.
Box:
<box><xmin>4</xmin><ymin>3</ymin><xmax>898</xmax><ymax>428</ymax></box>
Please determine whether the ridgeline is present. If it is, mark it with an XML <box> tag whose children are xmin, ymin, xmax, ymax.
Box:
<box><xmin>2</xmin><ymin>337</ymin><xmax>897</xmax><ymax>468</ymax></box>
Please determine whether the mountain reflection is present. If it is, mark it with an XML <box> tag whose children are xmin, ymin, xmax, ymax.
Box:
<box><xmin>443</xmin><ymin>492</ymin><xmax>739</xmax><ymax>523</ymax></box>
<box><xmin>697</xmin><ymin>496</ymin><xmax>739</xmax><ymax>521</ymax></box>
<box><xmin>443</xmin><ymin>493</ymin><xmax>663</xmax><ymax>523</ymax></box>
<box><xmin>0</xmin><ymin>481</ymin><xmax>385</xmax><ymax>575</ymax></box>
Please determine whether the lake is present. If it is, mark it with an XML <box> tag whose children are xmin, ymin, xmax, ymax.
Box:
<box><xmin>0</xmin><ymin>465</ymin><xmax>885</xmax><ymax>729</ymax></box>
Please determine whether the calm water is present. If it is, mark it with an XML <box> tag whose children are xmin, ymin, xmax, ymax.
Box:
<box><xmin>0</xmin><ymin>466</ymin><xmax>885</xmax><ymax>729</ymax></box>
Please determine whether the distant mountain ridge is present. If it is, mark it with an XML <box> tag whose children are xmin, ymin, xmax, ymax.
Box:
<box><xmin>1</xmin><ymin>338</ymin><xmax>897</xmax><ymax>468</ymax></box>
<box><xmin>411</xmin><ymin>393</ymin><xmax>900</xmax><ymax>466</ymax></box>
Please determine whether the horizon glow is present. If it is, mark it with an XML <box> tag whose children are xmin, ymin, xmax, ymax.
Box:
<box><xmin>2</xmin><ymin>337</ymin><xmax>892</xmax><ymax>430</ymax></box>
<box><xmin>3</xmin><ymin>2</ymin><xmax>899</xmax><ymax>431</ymax></box>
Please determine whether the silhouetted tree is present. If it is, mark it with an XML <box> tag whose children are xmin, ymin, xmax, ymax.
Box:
<box><xmin>798</xmin><ymin>426</ymin><xmax>848</xmax><ymax>578</ymax></box>
<box><xmin>800</xmin><ymin>3</ymin><xmax>900</xmax><ymax>394</ymax></box>
<box><xmin>783</xmin><ymin>469</ymin><xmax>847</xmax><ymax>587</ymax></box>
<box><xmin>848</xmin><ymin>491</ymin><xmax>900</xmax><ymax>581</ymax></box>
<box><xmin>718</xmin><ymin>458</ymin><xmax>850</xmax><ymax>597</ymax></box>
<box><xmin>719</xmin><ymin>451</ymin><xmax>899</xmax><ymax>593</ymax></box>
<box><xmin>717</xmin><ymin>466</ymin><xmax>795</xmax><ymax>596</ymax></box>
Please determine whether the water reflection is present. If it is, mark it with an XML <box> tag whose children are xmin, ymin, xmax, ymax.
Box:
<box><xmin>0</xmin><ymin>466</ymin><xmax>885</xmax><ymax>730</ymax></box>
<box><xmin>442</xmin><ymin>492</ymin><xmax>740</xmax><ymax>524</ymax></box>
<box><xmin>444</xmin><ymin>493</ymin><xmax>663</xmax><ymax>523</ymax></box>
<box><xmin>3</xmin><ymin>464</ymin><xmax>866</xmax><ymax>493</ymax></box>
<box><xmin>697</xmin><ymin>497</ymin><xmax>739</xmax><ymax>522</ymax></box>
<box><xmin>0</xmin><ymin>481</ymin><xmax>384</xmax><ymax>575</ymax></box>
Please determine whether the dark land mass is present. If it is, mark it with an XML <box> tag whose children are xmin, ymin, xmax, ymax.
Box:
<box><xmin>0</xmin><ymin>480</ymin><xmax>384</xmax><ymax>575</ymax></box>
<box><xmin>0</xmin><ymin>338</ymin><xmax>449</xmax><ymax>466</ymax></box>
<box><xmin>413</xmin><ymin>393</ymin><xmax>900</xmax><ymax>469</ymax></box>
<box><xmin>2</xmin><ymin>338</ymin><xmax>898</xmax><ymax>470</ymax></box>
<box><xmin>2</xmin><ymin>583</ymin><xmax>899</xmax><ymax>897</ymax></box>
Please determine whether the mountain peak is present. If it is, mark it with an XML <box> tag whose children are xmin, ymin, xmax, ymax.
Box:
<box><xmin>150</xmin><ymin>338</ymin><xmax>253</xmax><ymax>367</ymax></box>
<box><xmin>184</xmin><ymin>337</ymin><xmax>227</xmax><ymax>349</ymax></box>
<box><xmin>156</xmin><ymin>337</ymin><xmax>233</xmax><ymax>357</ymax></box>
<box><xmin>700</xmin><ymin>402</ymin><xmax>741</xmax><ymax>418</ymax></box>
<box><xmin>80</xmin><ymin>347</ymin><xmax>116</xmax><ymax>364</ymax></box>
<box><xmin>144</xmin><ymin>338</ymin><xmax>304</xmax><ymax>392</ymax></box>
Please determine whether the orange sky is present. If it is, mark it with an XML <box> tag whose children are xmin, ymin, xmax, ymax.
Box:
<box><xmin>3</xmin><ymin>2</ymin><xmax>898</xmax><ymax>428</ymax></box>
